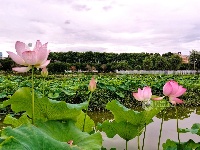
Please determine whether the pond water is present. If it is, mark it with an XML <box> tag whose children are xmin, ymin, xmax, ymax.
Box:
<box><xmin>0</xmin><ymin>107</ymin><xmax>199</xmax><ymax>149</ymax></box>
<box><xmin>88</xmin><ymin>107</ymin><xmax>200</xmax><ymax>150</ymax></box>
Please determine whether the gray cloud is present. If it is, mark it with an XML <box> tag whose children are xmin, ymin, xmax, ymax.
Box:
<box><xmin>102</xmin><ymin>6</ymin><xmax>112</xmax><ymax>11</ymax></box>
<box><xmin>64</xmin><ymin>20</ymin><xmax>71</xmax><ymax>24</ymax></box>
<box><xmin>1</xmin><ymin>0</ymin><xmax>200</xmax><ymax>57</ymax></box>
<box><xmin>71</xmin><ymin>4</ymin><xmax>91</xmax><ymax>11</ymax></box>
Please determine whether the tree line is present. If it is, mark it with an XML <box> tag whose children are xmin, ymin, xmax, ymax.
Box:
<box><xmin>0</xmin><ymin>50</ymin><xmax>199</xmax><ymax>73</ymax></box>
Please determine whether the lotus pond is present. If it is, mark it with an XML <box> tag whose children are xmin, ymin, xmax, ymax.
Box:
<box><xmin>88</xmin><ymin>106</ymin><xmax>200</xmax><ymax>149</ymax></box>
<box><xmin>1</xmin><ymin>40</ymin><xmax>200</xmax><ymax>150</ymax></box>
<box><xmin>0</xmin><ymin>105</ymin><xmax>199</xmax><ymax>149</ymax></box>
<box><xmin>0</xmin><ymin>73</ymin><xmax>200</xmax><ymax>149</ymax></box>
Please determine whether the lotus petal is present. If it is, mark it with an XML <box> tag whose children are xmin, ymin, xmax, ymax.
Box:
<box><xmin>133</xmin><ymin>93</ymin><xmax>143</xmax><ymax>101</ymax></box>
<box><xmin>152</xmin><ymin>96</ymin><xmax>165</xmax><ymax>101</ymax></box>
<box><xmin>22</xmin><ymin>51</ymin><xmax>37</xmax><ymax>65</ymax></box>
<box><xmin>163</xmin><ymin>81</ymin><xmax>173</xmax><ymax>96</ymax></box>
<box><xmin>170</xmin><ymin>81</ymin><xmax>180</xmax><ymax>95</ymax></box>
<box><xmin>143</xmin><ymin>87</ymin><xmax>152</xmax><ymax>100</ymax></box>
<box><xmin>7</xmin><ymin>51</ymin><xmax>26</xmax><ymax>65</ymax></box>
<box><xmin>36</xmin><ymin>47</ymin><xmax>49</xmax><ymax>64</ymax></box>
<box><xmin>15</xmin><ymin>41</ymin><xmax>26</xmax><ymax>57</ymax></box>
<box><xmin>12</xmin><ymin>67</ymin><xmax>31</xmax><ymax>72</ymax></box>
<box><xmin>171</xmin><ymin>86</ymin><xmax>187</xmax><ymax>97</ymax></box>
<box><xmin>137</xmin><ymin>88</ymin><xmax>143</xmax><ymax>97</ymax></box>
<box><xmin>33</xmin><ymin>40</ymin><xmax>42</xmax><ymax>51</ymax></box>
<box><xmin>169</xmin><ymin>97</ymin><xmax>183</xmax><ymax>104</ymax></box>
<box><xmin>39</xmin><ymin>60</ymin><xmax>50</xmax><ymax>68</ymax></box>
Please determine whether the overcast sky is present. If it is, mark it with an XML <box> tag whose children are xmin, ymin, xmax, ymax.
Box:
<box><xmin>0</xmin><ymin>0</ymin><xmax>200</xmax><ymax>57</ymax></box>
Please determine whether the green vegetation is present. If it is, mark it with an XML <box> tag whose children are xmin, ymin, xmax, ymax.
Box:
<box><xmin>0</xmin><ymin>72</ymin><xmax>200</xmax><ymax>149</ymax></box>
<box><xmin>0</xmin><ymin>74</ymin><xmax>199</xmax><ymax>111</ymax></box>
<box><xmin>1</xmin><ymin>51</ymin><xmax>200</xmax><ymax>73</ymax></box>
<box><xmin>0</xmin><ymin>85</ymin><xmax>102</xmax><ymax>149</ymax></box>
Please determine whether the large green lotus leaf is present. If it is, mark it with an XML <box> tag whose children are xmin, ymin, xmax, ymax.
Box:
<box><xmin>97</xmin><ymin>120</ymin><xmax>144</xmax><ymax>141</ymax></box>
<box><xmin>35</xmin><ymin>98</ymin><xmax>88</xmax><ymax>121</ymax></box>
<box><xmin>35</xmin><ymin>120</ymin><xmax>102</xmax><ymax>150</ymax></box>
<box><xmin>3</xmin><ymin>87</ymin><xmax>32</xmax><ymax>115</ymax></box>
<box><xmin>106</xmin><ymin>85</ymin><xmax>116</xmax><ymax>92</ymax></box>
<box><xmin>48</xmin><ymin>92</ymin><xmax>60</xmax><ymax>98</ymax></box>
<box><xmin>62</xmin><ymin>89</ymin><xmax>76</xmax><ymax>96</ymax></box>
<box><xmin>3</xmin><ymin>87</ymin><xmax>89</xmax><ymax>122</ymax></box>
<box><xmin>179</xmin><ymin>123</ymin><xmax>200</xmax><ymax>136</ymax></box>
<box><xmin>75</xmin><ymin>111</ymin><xmax>95</xmax><ymax>133</ymax></box>
<box><xmin>163</xmin><ymin>139</ymin><xmax>200</xmax><ymax>150</ymax></box>
<box><xmin>0</xmin><ymin>124</ymin><xmax>80</xmax><ymax>150</ymax></box>
<box><xmin>3</xmin><ymin>113</ymin><xmax>31</xmax><ymax>127</ymax></box>
<box><xmin>106</xmin><ymin>100</ymin><xmax>166</xmax><ymax>125</ymax></box>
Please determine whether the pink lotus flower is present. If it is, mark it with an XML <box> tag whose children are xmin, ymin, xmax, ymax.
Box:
<box><xmin>163</xmin><ymin>80</ymin><xmax>186</xmax><ymax>104</ymax></box>
<box><xmin>7</xmin><ymin>40</ymin><xmax>50</xmax><ymax>72</ymax></box>
<box><xmin>133</xmin><ymin>86</ymin><xmax>152</xmax><ymax>102</ymax></box>
<box><xmin>88</xmin><ymin>77</ymin><xmax>96</xmax><ymax>92</ymax></box>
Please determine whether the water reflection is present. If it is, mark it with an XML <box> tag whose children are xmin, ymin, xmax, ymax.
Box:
<box><xmin>156</xmin><ymin>106</ymin><xmax>195</xmax><ymax>121</ymax></box>
<box><xmin>88</xmin><ymin>107</ymin><xmax>200</xmax><ymax>150</ymax></box>
<box><xmin>88</xmin><ymin>106</ymin><xmax>196</xmax><ymax>123</ymax></box>
<box><xmin>88</xmin><ymin>111</ymin><xmax>113</xmax><ymax>124</ymax></box>
<box><xmin>195</xmin><ymin>107</ymin><xmax>200</xmax><ymax>115</ymax></box>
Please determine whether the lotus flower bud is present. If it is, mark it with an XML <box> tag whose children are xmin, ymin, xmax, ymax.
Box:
<box><xmin>88</xmin><ymin>77</ymin><xmax>96</xmax><ymax>92</ymax></box>
<box><xmin>41</xmin><ymin>67</ymin><xmax>48</xmax><ymax>77</ymax></box>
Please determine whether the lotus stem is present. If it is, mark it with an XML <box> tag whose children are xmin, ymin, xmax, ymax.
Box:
<box><xmin>126</xmin><ymin>140</ymin><xmax>128</xmax><ymax>150</ymax></box>
<box><xmin>31</xmin><ymin>66</ymin><xmax>35</xmax><ymax>124</ymax></box>
<box><xmin>157</xmin><ymin>110</ymin><xmax>164</xmax><ymax>150</ymax></box>
<box><xmin>138</xmin><ymin>130</ymin><xmax>140</xmax><ymax>150</ymax></box>
<box><xmin>42</xmin><ymin>77</ymin><xmax>45</xmax><ymax>97</ymax></box>
<box><xmin>82</xmin><ymin>92</ymin><xmax>93</xmax><ymax>132</ymax></box>
<box><xmin>176</xmin><ymin>106</ymin><xmax>180</xmax><ymax>145</ymax></box>
<box><xmin>142</xmin><ymin>123</ymin><xmax>146</xmax><ymax>150</ymax></box>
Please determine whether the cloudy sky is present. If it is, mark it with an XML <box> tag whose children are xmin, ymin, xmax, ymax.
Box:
<box><xmin>0</xmin><ymin>0</ymin><xmax>200</xmax><ymax>57</ymax></box>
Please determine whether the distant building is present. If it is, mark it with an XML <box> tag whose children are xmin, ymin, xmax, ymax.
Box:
<box><xmin>0</xmin><ymin>52</ymin><xmax>2</xmax><ymax>59</ymax></box>
<box><xmin>177</xmin><ymin>52</ymin><xmax>189</xmax><ymax>63</ymax></box>
<box><xmin>28</xmin><ymin>43</ymin><xmax>32</xmax><ymax>47</ymax></box>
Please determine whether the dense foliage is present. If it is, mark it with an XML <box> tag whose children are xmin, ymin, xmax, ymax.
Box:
<box><xmin>47</xmin><ymin>51</ymin><xmax>187</xmax><ymax>72</ymax></box>
<box><xmin>0</xmin><ymin>74</ymin><xmax>199</xmax><ymax>111</ymax></box>
<box><xmin>1</xmin><ymin>51</ymin><xmax>200</xmax><ymax>72</ymax></box>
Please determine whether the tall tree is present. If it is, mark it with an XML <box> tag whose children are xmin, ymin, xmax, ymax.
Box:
<box><xmin>0</xmin><ymin>57</ymin><xmax>14</xmax><ymax>71</ymax></box>
<box><xmin>189</xmin><ymin>50</ymin><xmax>200</xmax><ymax>70</ymax></box>
<box><xmin>143</xmin><ymin>57</ymin><xmax>153</xmax><ymax>70</ymax></box>
<box><xmin>154</xmin><ymin>56</ymin><xmax>169</xmax><ymax>70</ymax></box>
<box><xmin>168</xmin><ymin>55</ymin><xmax>182</xmax><ymax>70</ymax></box>
<box><xmin>162</xmin><ymin>52</ymin><xmax>174</xmax><ymax>58</ymax></box>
